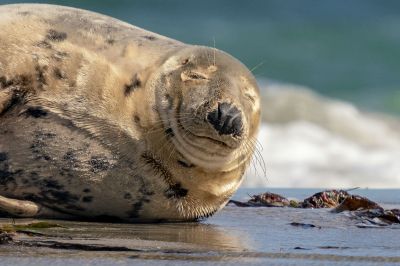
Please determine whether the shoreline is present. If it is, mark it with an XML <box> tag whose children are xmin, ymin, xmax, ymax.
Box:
<box><xmin>1</xmin><ymin>188</ymin><xmax>399</xmax><ymax>265</ymax></box>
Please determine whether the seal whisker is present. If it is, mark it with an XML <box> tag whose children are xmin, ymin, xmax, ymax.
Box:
<box><xmin>213</xmin><ymin>37</ymin><xmax>216</xmax><ymax>66</ymax></box>
<box><xmin>250</xmin><ymin>61</ymin><xmax>266</xmax><ymax>73</ymax></box>
<box><xmin>240</xmin><ymin>138</ymin><xmax>261</xmax><ymax>173</ymax></box>
<box><xmin>140</xmin><ymin>115</ymin><xmax>195</xmax><ymax>136</ymax></box>
<box><xmin>242</xmin><ymin>137</ymin><xmax>267</xmax><ymax>179</ymax></box>
<box><xmin>241</xmin><ymin>143</ymin><xmax>260</xmax><ymax>179</ymax></box>
<box><xmin>250</xmin><ymin>138</ymin><xmax>267</xmax><ymax>177</ymax></box>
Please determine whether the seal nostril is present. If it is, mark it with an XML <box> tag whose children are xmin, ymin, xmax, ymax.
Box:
<box><xmin>207</xmin><ymin>102</ymin><xmax>243</xmax><ymax>136</ymax></box>
<box><xmin>231</xmin><ymin>116</ymin><xmax>243</xmax><ymax>137</ymax></box>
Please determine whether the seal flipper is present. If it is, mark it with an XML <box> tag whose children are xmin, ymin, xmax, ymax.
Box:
<box><xmin>0</xmin><ymin>195</ymin><xmax>74</xmax><ymax>219</ymax></box>
<box><xmin>0</xmin><ymin>195</ymin><xmax>40</xmax><ymax>217</ymax></box>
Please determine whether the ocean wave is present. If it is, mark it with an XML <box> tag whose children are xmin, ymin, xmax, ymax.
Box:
<box><xmin>242</xmin><ymin>81</ymin><xmax>400</xmax><ymax>188</ymax></box>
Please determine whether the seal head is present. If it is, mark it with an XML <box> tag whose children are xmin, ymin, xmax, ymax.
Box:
<box><xmin>152</xmin><ymin>46</ymin><xmax>261</xmax><ymax>172</ymax></box>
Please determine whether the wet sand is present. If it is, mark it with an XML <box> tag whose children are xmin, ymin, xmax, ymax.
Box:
<box><xmin>0</xmin><ymin>189</ymin><xmax>399</xmax><ymax>265</ymax></box>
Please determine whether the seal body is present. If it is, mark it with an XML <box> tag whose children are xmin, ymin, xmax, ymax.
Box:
<box><xmin>0</xmin><ymin>4</ymin><xmax>261</xmax><ymax>222</ymax></box>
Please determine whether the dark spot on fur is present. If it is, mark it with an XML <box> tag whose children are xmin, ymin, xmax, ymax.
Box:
<box><xmin>126</xmin><ymin>175</ymin><xmax>155</xmax><ymax>218</ymax></box>
<box><xmin>124</xmin><ymin>74</ymin><xmax>141</xmax><ymax>96</ymax></box>
<box><xmin>143</xmin><ymin>35</ymin><xmax>156</xmax><ymax>41</ymax></box>
<box><xmin>82</xmin><ymin>196</ymin><xmax>93</xmax><ymax>203</ymax></box>
<box><xmin>18</xmin><ymin>11</ymin><xmax>30</xmax><ymax>16</ymax></box>
<box><xmin>88</xmin><ymin>156</ymin><xmax>111</xmax><ymax>173</ymax></box>
<box><xmin>0</xmin><ymin>169</ymin><xmax>14</xmax><ymax>184</ymax></box>
<box><xmin>63</xmin><ymin>150</ymin><xmax>76</xmax><ymax>162</ymax></box>
<box><xmin>134</xmin><ymin>115</ymin><xmax>140</xmax><ymax>123</ymax></box>
<box><xmin>53</xmin><ymin>51</ymin><xmax>68</xmax><ymax>61</ymax></box>
<box><xmin>64</xmin><ymin>204</ymin><xmax>86</xmax><ymax>211</ymax></box>
<box><xmin>25</xmin><ymin>107</ymin><xmax>48</xmax><ymax>118</ymax></box>
<box><xmin>36</xmin><ymin>40</ymin><xmax>52</xmax><ymax>49</ymax></box>
<box><xmin>141</xmin><ymin>152</ymin><xmax>187</xmax><ymax>200</ymax></box>
<box><xmin>106</xmin><ymin>39</ymin><xmax>115</xmax><ymax>45</ymax></box>
<box><xmin>30</xmin><ymin>172</ymin><xmax>39</xmax><ymax>181</ymax></box>
<box><xmin>30</xmin><ymin>131</ymin><xmax>56</xmax><ymax>161</ymax></box>
<box><xmin>53</xmin><ymin>68</ymin><xmax>65</xmax><ymax>79</ymax></box>
<box><xmin>0</xmin><ymin>93</ymin><xmax>23</xmax><ymax>115</ymax></box>
<box><xmin>164</xmin><ymin>183</ymin><xmax>188</xmax><ymax>199</ymax></box>
<box><xmin>42</xmin><ymin>179</ymin><xmax>64</xmax><ymax>190</ymax></box>
<box><xmin>24</xmin><ymin>192</ymin><xmax>85</xmax><ymax>213</ymax></box>
<box><xmin>28</xmin><ymin>189</ymin><xmax>80</xmax><ymax>207</ymax></box>
<box><xmin>35</xmin><ymin>65</ymin><xmax>47</xmax><ymax>89</ymax></box>
<box><xmin>164</xmin><ymin>128</ymin><xmax>174</xmax><ymax>138</ymax></box>
<box><xmin>46</xmin><ymin>29</ymin><xmax>67</xmax><ymax>42</ymax></box>
<box><xmin>139</xmin><ymin>184</ymin><xmax>154</xmax><ymax>198</ymax></box>
<box><xmin>165</xmin><ymin>94</ymin><xmax>173</xmax><ymax>109</ymax></box>
<box><xmin>59</xmin><ymin>167</ymin><xmax>75</xmax><ymax>178</ymax></box>
<box><xmin>177</xmin><ymin>160</ymin><xmax>194</xmax><ymax>168</ymax></box>
<box><xmin>142</xmin><ymin>152</ymin><xmax>179</xmax><ymax>198</ymax></box>
<box><xmin>129</xmin><ymin>201</ymin><xmax>143</xmax><ymax>218</ymax></box>
<box><xmin>40</xmin><ymin>132</ymin><xmax>56</xmax><ymax>138</ymax></box>
<box><xmin>0</xmin><ymin>75</ymin><xmax>30</xmax><ymax>89</ymax></box>
<box><xmin>0</xmin><ymin>159</ymin><xmax>23</xmax><ymax>190</ymax></box>
<box><xmin>142</xmin><ymin>152</ymin><xmax>188</xmax><ymax>198</ymax></box>
<box><xmin>0</xmin><ymin>75</ymin><xmax>32</xmax><ymax>115</ymax></box>
<box><xmin>0</xmin><ymin>153</ymin><xmax>8</xmax><ymax>162</ymax></box>
<box><xmin>0</xmin><ymin>76</ymin><xmax>12</xmax><ymax>88</ymax></box>
<box><xmin>83</xmin><ymin>188</ymin><xmax>91</xmax><ymax>193</ymax></box>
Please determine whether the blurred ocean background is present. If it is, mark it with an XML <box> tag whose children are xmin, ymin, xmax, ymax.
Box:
<box><xmin>1</xmin><ymin>0</ymin><xmax>399</xmax><ymax>188</ymax></box>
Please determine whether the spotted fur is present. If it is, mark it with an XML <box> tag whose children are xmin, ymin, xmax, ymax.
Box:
<box><xmin>0</xmin><ymin>4</ymin><xmax>260</xmax><ymax>222</ymax></box>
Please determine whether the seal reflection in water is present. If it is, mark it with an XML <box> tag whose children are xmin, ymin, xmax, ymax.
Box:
<box><xmin>0</xmin><ymin>4</ymin><xmax>261</xmax><ymax>222</ymax></box>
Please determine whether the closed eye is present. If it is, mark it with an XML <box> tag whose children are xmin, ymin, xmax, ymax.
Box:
<box><xmin>187</xmin><ymin>72</ymin><xmax>208</xmax><ymax>80</ymax></box>
<box><xmin>244</xmin><ymin>92</ymin><xmax>256</xmax><ymax>103</ymax></box>
<box><xmin>181</xmin><ymin>71</ymin><xmax>209</xmax><ymax>82</ymax></box>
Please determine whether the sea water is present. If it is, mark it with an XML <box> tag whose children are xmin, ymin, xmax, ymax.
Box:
<box><xmin>1</xmin><ymin>0</ymin><xmax>399</xmax><ymax>115</ymax></box>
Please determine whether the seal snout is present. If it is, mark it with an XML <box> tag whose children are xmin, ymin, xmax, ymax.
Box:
<box><xmin>207</xmin><ymin>102</ymin><xmax>243</xmax><ymax>137</ymax></box>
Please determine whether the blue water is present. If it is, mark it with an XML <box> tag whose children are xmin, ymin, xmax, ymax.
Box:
<box><xmin>1</xmin><ymin>0</ymin><xmax>400</xmax><ymax>115</ymax></box>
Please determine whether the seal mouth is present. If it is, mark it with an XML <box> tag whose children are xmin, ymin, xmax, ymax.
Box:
<box><xmin>177</xmin><ymin>118</ymin><xmax>233</xmax><ymax>149</ymax></box>
<box><xmin>172</xmin><ymin>117</ymin><xmax>246</xmax><ymax>172</ymax></box>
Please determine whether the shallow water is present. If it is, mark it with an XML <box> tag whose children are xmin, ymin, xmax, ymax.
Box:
<box><xmin>0</xmin><ymin>189</ymin><xmax>399</xmax><ymax>265</ymax></box>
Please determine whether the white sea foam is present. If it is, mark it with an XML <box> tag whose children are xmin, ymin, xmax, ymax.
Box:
<box><xmin>242</xmin><ymin>82</ymin><xmax>400</xmax><ymax>188</ymax></box>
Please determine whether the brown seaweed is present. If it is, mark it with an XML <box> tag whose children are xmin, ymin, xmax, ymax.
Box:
<box><xmin>228</xmin><ymin>192</ymin><xmax>291</xmax><ymax>207</ymax></box>
<box><xmin>301</xmin><ymin>190</ymin><xmax>350</xmax><ymax>208</ymax></box>
<box><xmin>332</xmin><ymin>195</ymin><xmax>382</xmax><ymax>213</ymax></box>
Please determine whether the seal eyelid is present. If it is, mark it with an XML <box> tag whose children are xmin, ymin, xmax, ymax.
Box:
<box><xmin>181</xmin><ymin>71</ymin><xmax>208</xmax><ymax>82</ymax></box>
<box><xmin>187</xmin><ymin>72</ymin><xmax>208</xmax><ymax>80</ymax></box>
<box><xmin>244</xmin><ymin>92</ymin><xmax>256</xmax><ymax>103</ymax></box>
<box><xmin>181</xmin><ymin>58</ymin><xmax>190</xmax><ymax>65</ymax></box>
